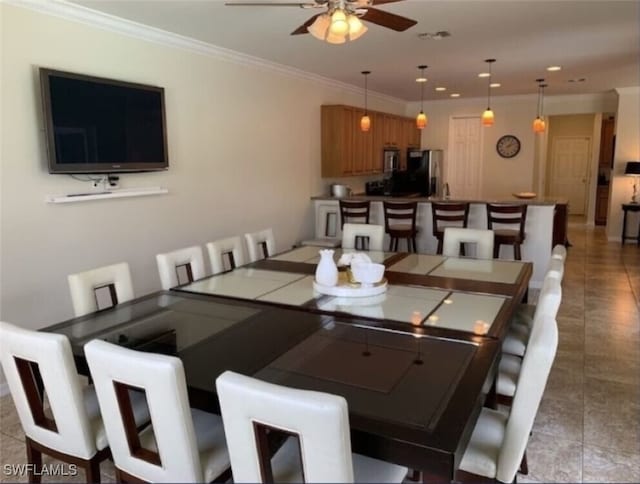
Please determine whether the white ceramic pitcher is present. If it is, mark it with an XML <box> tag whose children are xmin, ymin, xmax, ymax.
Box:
<box><xmin>315</xmin><ymin>249</ymin><xmax>338</xmax><ymax>287</ymax></box>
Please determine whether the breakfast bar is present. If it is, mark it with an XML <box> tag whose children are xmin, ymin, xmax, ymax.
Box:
<box><xmin>310</xmin><ymin>195</ymin><xmax>567</xmax><ymax>288</ymax></box>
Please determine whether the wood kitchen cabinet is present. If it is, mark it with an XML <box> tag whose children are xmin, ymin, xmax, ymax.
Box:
<box><xmin>599</xmin><ymin>117</ymin><xmax>615</xmax><ymax>167</ymax></box>
<box><xmin>321</xmin><ymin>105</ymin><xmax>420</xmax><ymax>177</ymax></box>
<box><xmin>595</xmin><ymin>185</ymin><xmax>609</xmax><ymax>225</ymax></box>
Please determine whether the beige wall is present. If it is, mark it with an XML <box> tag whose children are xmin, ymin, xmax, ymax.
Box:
<box><xmin>0</xmin><ymin>4</ymin><xmax>406</xmax><ymax>329</ymax></box>
<box><xmin>608</xmin><ymin>87</ymin><xmax>640</xmax><ymax>240</ymax></box>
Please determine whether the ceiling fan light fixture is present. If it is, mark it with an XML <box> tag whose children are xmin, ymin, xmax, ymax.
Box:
<box><xmin>347</xmin><ymin>14</ymin><xmax>367</xmax><ymax>40</ymax></box>
<box><xmin>330</xmin><ymin>9</ymin><xmax>349</xmax><ymax>35</ymax></box>
<box><xmin>325</xmin><ymin>29</ymin><xmax>347</xmax><ymax>44</ymax></box>
<box><xmin>308</xmin><ymin>14</ymin><xmax>330</xmax><ymax>40</ymax></box>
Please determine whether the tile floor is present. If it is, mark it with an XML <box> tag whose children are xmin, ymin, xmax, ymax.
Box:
<box><xmin>1</xmin><ymin>223</ymin><xmax>639</xmax><ymax>483</ymax></box>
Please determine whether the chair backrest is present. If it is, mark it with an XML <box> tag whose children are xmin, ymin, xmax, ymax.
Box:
<box><xmin>84</xmin><ymin>339</ymin><xmax>203</xmax><ymax>482</ymax></box>
<box><xmin>547</xmin><ymin>257</ymin><xmax>565</xmax><ymax>282</ymax></box>
<box><xmin>534</xmin><ymin>273</ymin><xmax>562</xmax><ymax>321</ymax></box>
<box><xmin>431</xmin><ymin>202</ymin><xmax>470</xmax><ymax>236</ymax></box>
<box><xmin>383</xmin><ymin>201</ymin><xmax>418</xmax><ymax>231</ymax></box>
<box><xmin>0</xmin><ymin>322</ymin><xmax>96</xmax><ymax>459</ymax></box>
<box><xmin>68</xmin><ymin>262</ymin><xmax>134</xmax><ymax>317</ymax></box>
<box><xmin>341</xmin><ymin>223</ymin><xmax>384</xmax><ymax>251</ymax></box>
<box><xmin>216</xmin><ymin>371</ymin><xmax>354</xmax><ymax>483</ymax></box>
<box><xmin>244</xmin><ymin>228</ymin><xmax>276</xmax><ymax>262</ymax></box>
<box><xmin>497</xmin><ymin>314</ymin><xmax>558</xmax><ymax>483</ymax></box>
<box><xmin>206</xmin><ymin>236</ymin><xmax>246</xmax><ymax>275</ymax></box>
<box><xmin>156</xmin><ymin>246</ymin><xmax>206</xmax><ymax>290</ymax></box>
<box><xmin>551</xmin><ymin>244</ymin><xmax>567</xmax><ymax>261</ymax></box>
<box><xmin>339</xmin><ymin>200</ymin><xmax>371</xmax><ymax>228</ymax></box>
<box><xmin>442</xmin><ymin>227</ymin><xmax>495</xmax><ymax>259</ymax></box>
<box><xmin>486</xmin><ymin>204</ymin><xmax>528</xmax><ymax>239</ymax></box>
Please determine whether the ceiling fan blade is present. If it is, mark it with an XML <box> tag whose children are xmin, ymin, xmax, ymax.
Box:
<box><xmin>370</xmin><ymin>0</ymin><xmax>405</xmax><ymax>5</ymax></box>
<box><xmin>225</xmin><ymin>2</ymin><xmax>318</xmax><ymax>6</ymax></box>
<box><xmin>291</xmin><ymin>13</ymin><xmax>321</xmax><ymax>35</ymax></box>
<box><xmin>360</xmin><ymin>7</ymin><xmax>417</xmax><ymax>31</ymax></box>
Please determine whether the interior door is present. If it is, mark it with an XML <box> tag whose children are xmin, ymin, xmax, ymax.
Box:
<box><xmin>549</xmin><ymin>136</ymin><xmax>591</xmax><ymax>215</ymax></box>
<box><xmin>447</xmin><ymin>117</ymin><xmax>482</xmax><ymax>199</ymax></box>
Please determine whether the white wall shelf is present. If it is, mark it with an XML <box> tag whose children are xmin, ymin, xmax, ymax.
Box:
<box><xmin>46</xmin><ymin>186</ymin><xmax>168</xmax><ymax>204</ymax></box>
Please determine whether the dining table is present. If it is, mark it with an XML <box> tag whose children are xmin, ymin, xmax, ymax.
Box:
<box><xmin>44</xmin><ymin>246</ymin><xmax>532</xmax><ymax>483</ymax></box>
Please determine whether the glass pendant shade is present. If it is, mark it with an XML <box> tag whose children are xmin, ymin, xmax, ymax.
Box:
<box><xmin>360</xmin><ymin>114</ymin><xmax>371</xmax><ymax>132</ymax></box>
<box><xmin>330</xmin><ymin>9</ymin><xmax>349</xmax><ymax>35</ymax></box>
<box><xmin>482</xmin><ymin>108</ymin><xmax>495</xmax><ymax>126</ymax></box>
<box><xmin>347</xmin><ymin>15</ymin><xmax>367</xmax><ymax>41</ymax></box>
<box><xmin>308</xmin><ymin>14</ymin><xmax>331</xmax><ymax>40</ymax></box>
<box><xmin>416</xmin><ymin>111</ymin><xmax>427</xmax><ymax>129</ymax></box>
<box><xmin>325</xmin><ymin>30</ymin><xmax>347</xmax><ymax>44</ymax></box>
<box><xmin>533</xmin><ymin>117</ymin><xmax>545</xmax><ymax>133</ymax></box>
<box><xmin>533</xmin><ymin>81</ymin><xmax>547</xmax><ymax>133</ymax></box>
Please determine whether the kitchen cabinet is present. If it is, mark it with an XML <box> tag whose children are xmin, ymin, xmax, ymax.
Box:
<box><xmin>595</xmin><ymin>185</ymin><xmax>609</xmax><ymax>225</ymax></box>
<box><xmin>321</xmin><ymin>105</ymin><xmax>419</xmax><ymax>177</ymax></box>
<box><xmin>599</xmin><ymin>117</ymin><xmax>615</xmax><ymax>168</ymax></box>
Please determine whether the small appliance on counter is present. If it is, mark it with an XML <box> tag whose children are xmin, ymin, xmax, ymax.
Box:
<box><xmin>330</xmin><ymin>184</ymin><xmax>352</xmax><ymax>198</ymax></box>
<box><xmin>365</xmin><ymin>179</ymin><xmax>392</xmax><ymax>196</ymax></box>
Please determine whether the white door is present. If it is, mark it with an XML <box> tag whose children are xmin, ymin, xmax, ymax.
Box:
<box><xmin>549</xmin><ymin>137</ymin><xmax>591</xmax><ymax>215</ymax></box>
<box><xmin>447</xmin><ymin>117</ymin><xmax>482</xmax><ymax>199</ymax></box>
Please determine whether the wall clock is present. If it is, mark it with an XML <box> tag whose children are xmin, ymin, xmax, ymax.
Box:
<box><xmin>496</xmin><ymin>135</ymin><xmax>521</xmax><ymax>158</ymax></box>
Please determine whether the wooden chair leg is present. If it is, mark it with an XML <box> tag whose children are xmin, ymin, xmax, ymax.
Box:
<box><xmin>436</xmin><ymin>238</ymin><xmax>443</xmax><ymax>255</ymax></box>
<box><xmin>519</xmin><ymin>450</ymin><xmax>529</xmax><ymax>475</ymax></box>
<box><xmin>493</xmin><ymin>244</ymin><xmax>500</xmax><ymax>259</ymax></box>
<box><xmin>84</xmin><ymin>458</ymin><xmax>102</xmax><ymax>483</ymax></box>
<box><xmin>460</xmin><ymin>242</ymin><xmax>466</xmax><ymax>257</ymax></box>
<box><xmin>412</xmin><ymin>237</ymin><xmax>417</xmax><ymax>253</ymax></box>
<box><xmin>514</xmin><ymin>243</ymin><xmax>522</xmax><ymax>260</ymax></box>
<box><xmin>25</xmin><ymin>439</ymin><xmax>42</xmax><ymax>484</ymax></box>
<box><xmin>388</xmin><ymin>238</ymin><xmax>394</xmax><ymax>252</ymax></box>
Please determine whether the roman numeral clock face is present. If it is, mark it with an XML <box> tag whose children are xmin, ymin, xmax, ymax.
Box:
<box><xmin>496</xmin><ymin>135</ymin><xmax>521</xmax><ymax>158</ymax></box>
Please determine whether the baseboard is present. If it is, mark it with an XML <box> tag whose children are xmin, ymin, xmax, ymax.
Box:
<box><xmin>0</xmin><ymin>382</ymin><xmax>10</xmax><ymax>398</ymax></box>
<box><xmin>608</xmin><ymin>236</ymin><xmax>622</xmax><ymax>242</ymax></box>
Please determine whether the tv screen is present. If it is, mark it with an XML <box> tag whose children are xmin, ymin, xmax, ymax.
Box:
<box><xmin>40</xmin><ymin>68</ymin><xmax>168</xmax><ymax>174</ymax></box>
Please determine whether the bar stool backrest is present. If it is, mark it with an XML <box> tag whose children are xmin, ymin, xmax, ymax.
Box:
<box><xmin>339</xmin><ymin>200</ymin><xmax>371</xmax><ymax>228</ymax></box>
<box><xmin>486</xmin><ymin>204</ymin><xmax>528</xmax><ymax>239</ymax></box>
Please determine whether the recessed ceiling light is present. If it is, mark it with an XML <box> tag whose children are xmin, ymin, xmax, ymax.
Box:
<box><xmin>435</xmin><ymin>87</ymin><xmax>446</xmax><ymax>91</ymax></box>
<box><xmin>547</xmin><ymin>65</ymin><xmax>562</xmax><ymax>71</ymax></box>
<box><xmin>416</xmin><ymin>77</ymin><xmax>428</xmax><ymax>83</ymax></box>
<box><xmin>478</xmin><ymin>72</ymin><xmax>490</xmax><ymax>78</ymax></box>
<box><xmin>490</xmin><ymin>83</ymin><xmax>501</xmax><ymax>88</ymax></box>
<box><xmin>450</xmin><ymin>93</ymin><xmax>460</xmax><ymax>98</ymax></box>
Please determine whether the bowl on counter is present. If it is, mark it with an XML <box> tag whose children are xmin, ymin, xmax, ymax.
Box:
<box><xmin>330</xmin><ymin>184</ymin><xmax>352</xmax><ymax>198</ymax></box>
<box><xmin>513</xmin><ymin>192</ymin><xmax>537</xmax><ymax>199</ymax></box>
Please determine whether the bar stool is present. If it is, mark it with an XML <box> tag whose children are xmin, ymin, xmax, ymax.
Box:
<box><xmin>431</xmin><ymin>202</ymin><xmax>470</xmax><ymax>254</ymax></box>
<box><xmin>486</xmin><ymin>203</ymin><xmax>527</xmax><ymax>260</ymax></box>
<box><xmin>340</xmin><ymin>200</ymin><xmax>371</xmax><ymax>250</ymax></box>
<box><xmin>383</xmin><ymin>201</ymin><xmax>418</xmax><ymax>252</ymax></box>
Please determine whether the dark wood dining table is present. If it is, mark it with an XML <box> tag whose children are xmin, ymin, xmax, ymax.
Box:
<box><xmin>44</xmin><ymin>247</ymin><xmax>532</xmax><ymax>482</ymax></box>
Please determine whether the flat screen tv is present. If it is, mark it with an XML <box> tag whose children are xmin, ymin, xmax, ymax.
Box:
<box><xmin>40</xmin><ymin>68</ymin><xmax>168</xmax><ymax>174</ymax></box>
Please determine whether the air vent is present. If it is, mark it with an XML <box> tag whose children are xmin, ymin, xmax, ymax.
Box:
<box><xmin>418</xmin><ymin>31</ymin><xmax>451</xmax><ymax>40</ymax></box>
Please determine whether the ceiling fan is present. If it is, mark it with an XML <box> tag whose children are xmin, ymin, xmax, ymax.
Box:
<box><xmin>224</xmin><ymin>0</ymin><xmax>417</xmax><ymax>41</ymax></box>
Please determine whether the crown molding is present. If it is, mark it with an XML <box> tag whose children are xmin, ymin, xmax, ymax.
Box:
<box><xmin>4</xmin><ymin>0</ymin><xmax>405</xmax><ymax>105</ymax></box>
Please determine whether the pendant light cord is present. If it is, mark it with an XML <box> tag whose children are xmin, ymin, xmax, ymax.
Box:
<box><xmin>487</xmin><ymin>62</ymin><xmax>492</xmax><ymax>109</ymax></box>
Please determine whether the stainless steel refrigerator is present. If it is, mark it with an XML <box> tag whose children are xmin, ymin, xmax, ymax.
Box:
<box><xmin>406</xmin><ymin>149</ymin><xmax>444</xmax><ymax>196</ymax></box>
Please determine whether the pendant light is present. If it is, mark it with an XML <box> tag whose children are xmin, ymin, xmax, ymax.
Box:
<box><xmin>533</xmin><ymin>79</ymin><xmax>547</xmax><ymax>133</ymax></box>
<box><xmin>416</xmin><ymin>65</ymin><xmax>428</xmax><ymax>129</ymax></box>
<box><xmin>360</xmin><ymin>70</ymin><xmax>371</xmax><ymax>132</ymax></box>
<box><xmin>482</xmin><ymin>59</ymin><xmax>496</xmax><ymax>127</ymax></box>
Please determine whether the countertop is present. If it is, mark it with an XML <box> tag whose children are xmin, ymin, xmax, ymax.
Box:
<box><xmin>311</xmin><ymin>194</ymin><xmax>568</xmax><ymax>206</ymax></box>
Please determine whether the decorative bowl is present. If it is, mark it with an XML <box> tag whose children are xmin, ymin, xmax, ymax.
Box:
<box><xmin>350</xmin><ymin>262</ymin><xmax>385</xmax><ymax>287</ymax></box>
<box><xmin>513</xmin><ymin>192</ymin><xmax>537</xmax><ymax>199</ymax></box>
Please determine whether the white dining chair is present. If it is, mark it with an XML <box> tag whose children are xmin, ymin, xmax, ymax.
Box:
<box><xmin>442</xmin><ymin>227</ymin><xmax>495</xmax><ymax>259</ymax></box>
<box><xmin>244</xmin><ymin>228</ymin><xmax>276</xmax><ymax>262</ymax></box>
<box><xmin>499</xmin><ymin>275</ymin><xmax>561</xmax><ymax>404</ymax></box>
<box><xmin>216</xmin><ymin>371</ymin><xmax>408</xmax><ymax>483</ymax></box>
<box><xmin>551</xmin><ymin>244</ymin><xmax>567</xmax><ymax>261</ymax></box>
<box><xmin>156</xmin><ymin>245</ymin><xmax>206</xmax><ymax>290</ymax></box>
<box><xmin>457</xmin><ymin>314</ymin><xmax>558</xmax><ymax>483</ymax></box>
<box><xmin>341</xmin><ymin>223</ymin><xmax>385</xmax><ymax>251</ymax></box>
<box><xmin>206</xmin><ymin>236</ymin><xmax>246</xmax><ymax>274</ymax></box>
<box><xmin>84</xmin><ymin>340</ymin><xmax>231</xmax><ymax>483</ymax></box>
<box><xmin>0</xmin><ymin>322</ymin><xmax>149</xmax><ymax>483</ymax></box>
<box><xmin>68</xmin><ymin>262</ymin><xmax>134</xmax><ymax>317</ymax></box>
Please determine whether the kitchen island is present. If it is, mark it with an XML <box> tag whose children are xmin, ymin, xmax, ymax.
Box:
<box><xmin>309</xmin><ymin>195</ymin><xmax>568</xmax><ymax>288</ymax></box>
